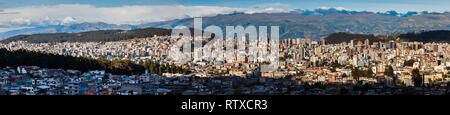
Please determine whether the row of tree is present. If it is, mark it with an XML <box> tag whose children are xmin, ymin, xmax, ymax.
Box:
<box><xmin>324</xmin><ymin>30</ymin><xmax>450</xmax><ymax>44</ymax></box>
<box><xmin>399</xmin><ymin>30</ymin><xmax>450</xmax><ymax>43</ymax></box>
<box><xmin>324</xmin><ymin>32</ymin><xmax>389</xmax><ymax>44</ymax></box>
<box><xmin>140</xmin><ymin>60</ymin><xmax>189</xmax><ymax>75</ymax></box>
<box><xmin>351</xmin><ymin>67</ymin><xmax>374</xmax><ymax>80</ymax></box>
<box><xmin>0</xmin><ymin>48</ymin><xmax>188</xmax><ymax>75</ymax></box>
<box><xmin>2</xmin><ymin>28</ymin><xmax>213</xmax><ymax>43</ymax></box>
<box><xmin>1</xmin><ymin>28</ymin><xmax>172</xmax><ymax>43</ymax></box>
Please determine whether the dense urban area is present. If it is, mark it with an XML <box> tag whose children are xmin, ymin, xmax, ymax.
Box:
<box><xmin>0</xmin><ymin>33</ymin><xmax>449</xmax><ymax>95</ymax></box>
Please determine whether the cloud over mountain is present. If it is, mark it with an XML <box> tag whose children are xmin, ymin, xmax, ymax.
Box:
<box><xmin>0</xmin><ymin>4</ymin><xmax>293</xmax><ymax>32</ymax></box>
<box><xmin>1</xmin><ymin>4</ymin><xmax>448</xmax><ymax>41</ymax></box>
<box><xmin>317</xmin><ymin>6</ymin><xmax>352</xmax><ymax>11</ymax></box>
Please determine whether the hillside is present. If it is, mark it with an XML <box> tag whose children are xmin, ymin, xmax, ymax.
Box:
<box><xmin>141</xmin><ymin>12</ymin><xmax>450</xmax><ymax>40</ymax></box>
<box><xmin>324</xmin><ymin>30</ymin><xmax>450</xmax><ymax>44</ymax></box>
<box><xmin>2</xmin><ymin>28</ymin><xmax>172</xmax><ymax>43</ymax></box>
<box><xmin>2</xmin><ymin>9</ymin><xmax>450</xmax><ymax>41</ymax></box>
<box><xmin>323</xmin><ymin>32</ymin><xmax>385</xmax><ymax>44</ymax></box>
<box><xmin>0</xmin><ymin>22</ymin><xmax>136</xmax><ymax>40</ymax></box>
<box><xmin>399</xmin><ymin>30</ymin><xmax>450</xmax><ymax>43</ymax></box>
<box><xmin>0</xmin><ymin>48</ymin><xmax>188</xmax><ymax>75</ymax></box>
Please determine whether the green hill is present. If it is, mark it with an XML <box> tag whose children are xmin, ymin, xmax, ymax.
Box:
<box><xmin>1</xmin><ymin>28</ymin><xmax>172</xmax><ymax>43</ymax></box>
<box><xmin>0</xmin><ymin>48</ymin><xmax>188</xmax><ymax>75</ymax></box>
<box><xmin>142</xmin><ymin>13</ymin><xmax>450</xmax><ymax>40</ymax></box>
<box><xmin>399</xmin><ymin>30</ymin><xmax>450</xmax><ymax>43</ymax></box>
<box><xmin>324</xmin><ymin>30</ymin><xmax>450</xmax><ymax>44</ymax></box>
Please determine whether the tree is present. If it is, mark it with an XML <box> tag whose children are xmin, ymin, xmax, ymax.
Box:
<box><xmin>412</xmin><ymin>68</ymin><xmax>422</xmax><ymax>87</ymax></box>
<box><xmin>351</xmin><ymin>67</ymin><xmax>373</xmax><ymax>81</ymax></box>
<box><xmin>366</xmin><ymin>68</ymin><xmax>374</xmax><ymax>78</ymax></box>
<box><xmin>140</xmin><ymin>59</ymin><xmax>188</xmax><ymax>75</ymax></box>
<box><xmin>351</xmin><ymin>68</ymin><xmax>361</xmax><ymax>81</ymax></box>
<box><xmin>0</xmin><ymin>48</ymin><xmax>146</xmax><ymax>75</ymax></box>
<box><xmin>404</xmin><ymin>59</ymin><xmax>415</xmax><ymax>67</ymax></box>
<box><xmin>385</xmin><ymin>65</ymin><xmax>394</xmax><ymax>77</ymax></box>
<box><xmin>341</xmin><ymin>73</ymin><xmax>348</xmax><ymax>78</ymax></box>
<box><xmin>385</xmin><ymin>65</ymin><xmax>395</xmax><ymax>83</ymax></box>
<box><xmin>2</xmin><ymin>28</ymin><xmax>173</xmax><ymax>43</ymax></box>
<box><xmin>102</xmin><ymin>75</ymin><xmax>109</xmax><ymax>83</ymax></box>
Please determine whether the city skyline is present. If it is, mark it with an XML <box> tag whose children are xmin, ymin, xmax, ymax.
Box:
<box><xmin>0</xmin><ymin>0</ymin><xmax>449</xmax><ymax>96</ymax></box>
<box><xmin>1</xmin><ymin>33</ymin><xmax>449</xmax><ymax>95</ymax></box>
<box><xmin>1</xmin><ymin>1</ymin><xmax>448</xmax><ymax>113</ymax></box>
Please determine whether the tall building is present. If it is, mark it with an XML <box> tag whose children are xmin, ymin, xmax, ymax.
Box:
<box><xmin>364</xmin><ymin>39</ymin><xmax>370</xmax><ymax>48</ymax></box>
<box><xmin>414</xmin><ymin>42</ymin><xmax>419</xmax><ymax>50</ymax></box>
<box><xmin>349</xmin><ymin>40</ymin><xmax>354</xmax><ymax>49</ymax></box>
<box><xmin>322</xmin><ymin>39</ymin><xmax>326</xmax><ymax>46</ymax></box>
<box><xmin>389</xmin><ymin>40</ymin><xmax>396</xmax><ymax>49</ymax></box>
<box><xmin>433</xmin><ymin>44</ymin><xmax>439</xmax><ymax>52</ymax></box>
<box><xmin>297</xmin><ymin>44</ymin><xmax>304</xmax><ymax>60</ymax></box>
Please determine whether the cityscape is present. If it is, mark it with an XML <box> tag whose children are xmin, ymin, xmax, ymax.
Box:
<box><xmin>0</xmin><ymin>35</ymin><xmax>448</xmax><ymax>95</ymax></box>
<box><xmin>0</xmin><ymin>0</ymin><xmax>449</xmax><ymax>96</ymax></box>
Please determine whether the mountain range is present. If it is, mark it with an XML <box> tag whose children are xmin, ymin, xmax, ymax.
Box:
<box><xmin>0</xmin><ymin>22</ymin><xmax>136</xmax><ymax>40</ymax></box>
<box><xmin>1</xmin><ymin>8</ymin><xmax>450</xmax><ymax>41</ymax></box>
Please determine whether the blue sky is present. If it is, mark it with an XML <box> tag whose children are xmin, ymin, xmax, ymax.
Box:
<box><xmin>1</xmin><ymin>0</ymin><xmax>449</xmax><ymax>12</ymax></box>
<box><xmin>0</xmin><ymin>0</ymin><xmax>449</xmax><ymax>32</ymax></box>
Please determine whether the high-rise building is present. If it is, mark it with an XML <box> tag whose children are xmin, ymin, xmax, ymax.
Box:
<box><xmin>297</xmin><ymin>45</ymin><xmax>304</xmax><ymax>60</ymax></box>
<box><xmin>364</xmin><ymin>39</ymin><xmax>370</xmax><ymax>48</ymax></box>
<box><xmin>389</xmin><ymin>40</ymin><xmax>396</xmax><ymax>49</ymax></box>
<box><xmin>322</xmin><ymin>39</ymin><xmax>326</xmax><ymax>46</ymax></box>
<box><xmin>433</xmin><ymin>44</ymin><xmax>439</xmax><ymax>52</ymax></box>
<box><xmin>349</xmin><ymin>40</ymin><xmax>354</xmax><ymax>49</ymax></box>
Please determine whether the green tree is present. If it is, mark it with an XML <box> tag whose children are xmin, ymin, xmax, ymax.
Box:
<box><xmin>412</xmin><ymin>68</ymin><xmax>422</xmax><ymax>87</ymax></box>
<box><xmin>102</xmin><ymin>75</ymin><xmax>109</xmax><ymax>83</ymax></box>
<box><xmin>385</xmin><ymin>65</ymin><xmax>394</xmax><ymax>77</ymax></box>
<box><xmin>385</xmin><ymin>65</ymin><xmax>396</xmax><ymax>83</ymax></box>
<box><xmin>404</xmin><ymin>59</ymin><xmax>415</xmax><ymax>67</ymax></box>
<box><xmin>351</xmin><ymin>68</ymin><xmax>361</xmax><ymax>81</ymax></box>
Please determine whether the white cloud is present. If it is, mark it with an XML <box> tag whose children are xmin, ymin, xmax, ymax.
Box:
<box><xmin>245</xmin><ymin>7</ymin><xmax>292</xmax><ymax>14</ymax></box>
<box><xmin>61</xmin><ymin>17</ymin><xmax>76</xmax><ymax>24</ymax></box>
<box><xmin>10</xmin><ymin>17</ymin><xmax>32</xmax><ymax>25</ymax></box>
<box><xmin>317</xmin><ymin>6</ymin><xmax>352</xmax><ymax>11</ymax></box>
<box><xmin>252</xmin><ymin>2</ymin><xmax>289</xmax><ymax>9</ymax></box>
<box><xmin>0</xmin><ymin>4</ymin><xmax>294</xmax><ymax>30</ymax></box>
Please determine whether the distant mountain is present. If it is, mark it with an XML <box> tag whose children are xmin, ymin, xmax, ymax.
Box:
<box><xmin>0</xmin><ymin>22</ymin><xmax>136</xmax><ymax>40</ymax></box>
<box><xmin>289</xmin><ymin>8</ymin><xmax>372</xmax><ymax>16</ymax></box>
<box><xmin>1</xmin><ymin>27</ymin><xmax>213</xmax><ymax>43</ymax></box>
<box><xmin>2</xmin><ymin>28</ymin><xmax>171</xmax><ymax>43</ymax></box>
<box><xmin>2</xmin><ymin>8</ymin><xmax>450</xmax><ymax>41</ymax></box>
<box><xmin>140</xmin><ymin>12</ymin><xmax>450</xmax><ymax>40</ymax></box>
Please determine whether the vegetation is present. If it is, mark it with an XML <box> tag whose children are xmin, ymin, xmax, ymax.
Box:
<box><xmin>384</xmin><ymin>65</ymin><xmax>401</xmax><ymax>86</ymax></box>
<box><xmin>143</xmin><ymin>12</ymin><xmax>450</xmax><ymax>40</ymax></box>
<box><xmin>2</xmin><ymin>11</ymin><xmax>450</xmax><ymax>41</ymax></box>
<box><xmin>141</xmin><ymin>60</ymin><xmax>189</xmax><ymax>75</ymax></box>
<box><xmin>399</xmin><ymin>30</ymin><xmax>450</xmax><ymax>43</ymax></box>
<box><xmin>411</xmin><ymin>68</ymin><xmax>423</xmax><ymax>87</ymax></box>
<box><xmin>324</xmin><ymin>32</ymin><xmax>386</xmax><ymax>44</ymax></box>
<box><xmin>384</xmin><ymin>65</ymin><xmax>394</xmax><ymax>78</ymax></box>
<box><xmin>1</xmin><ymin>28</ymin><xmax>172</xmax><ymax>43</ymax></box>
<box><xmin>404</xmin><ymin>59</ymin><xmax>415</xmax><ymax>67</ymax></box>
<box><xmin>324</xmin><ymin>30</ymin><xmax>450</xmax><ymax>44</ymax></box>
<box><xmin>351</xmin><ymin>67</ymin><xmax>374</xmax><ymax>80</ymax></box>
<box><xmin>0</xmin><ymin>48</ymin><xmax>188</xmax><ymax>75</ymax></box>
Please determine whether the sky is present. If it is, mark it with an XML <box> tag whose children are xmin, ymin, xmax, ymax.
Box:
<box><xmin>0</xmin><ymin>0</ymin><xmax>449</xmax><ymax>32</ymax></box>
